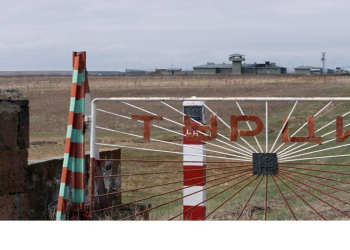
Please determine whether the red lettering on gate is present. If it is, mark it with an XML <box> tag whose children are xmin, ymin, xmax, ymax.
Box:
<box><xmin>230</xmin><ymin>115</ymin><xmax>264</xmax><ymax>141</ymax></box>
<box><xmin>131</xmin><ymin>115</ymin><xmax>163</xmax><ymax>140</ymax></box>
<box><xmin>282</xmin><ymin>116</ymin><xmax>322</xmax><ymax>144</ymax></box>
<box><xmin>336</xmin><ymin>116</ymin><xmax>350</xmax><ymax>142</ymax></box>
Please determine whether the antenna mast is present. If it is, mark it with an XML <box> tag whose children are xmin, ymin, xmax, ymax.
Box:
<box><xmin>321</xmin><ymin>52</ymin><xmax>326</xmax><ymax>74</ymax></box>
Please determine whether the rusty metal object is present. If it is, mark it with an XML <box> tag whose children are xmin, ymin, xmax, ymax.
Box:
<box><xmin>336</xmin><ymin>116</ymin><xmax>350</xmax><ymax>142</ymax></box>
<box><xmin>275</xmin><ymin>174</ymin><xmax>326</xmax><ymax>220</ymax></box>
<box><xmin>282</xmin><ymin>116</ymin><xmax>322</xmax><ymax>145</ymax></box>
<box><xmin>271</xmin><ymin>175</ymin><xmax>297</xmax><ymax>220</ymax></box>
<box><xmin>280</xmin><ymin>172</ymin><xmax>350</xmax><ymax>219</ymax></box>
<box><xmin>131</xmin><ymin>115</ymin><xmax>163</xmax><ymax>140</ymax></box>
<box><xmin>230</xmin><ymin>115</ymin><xmax>264</xmax><ymax>141</ymax></box>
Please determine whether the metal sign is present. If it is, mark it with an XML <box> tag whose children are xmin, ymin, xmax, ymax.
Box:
<box><xmin>88</xmin><ymin>97</ymin><xmax>350</xmax><ymax>220</ymax></box>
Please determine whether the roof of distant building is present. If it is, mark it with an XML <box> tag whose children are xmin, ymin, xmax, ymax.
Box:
<box><xmin>243</xmin><ymin>63</ymin><xmax>286</xmax><ymax>69</ymax></box>
<box><xmin>166</xmin><ymin>68</ymin><xmax>182</xmax><ymax>71</ymax></box>
<box><xmin>193</xmin><ymin>63</ymin><xmax>232</xmax><ymax>69</ymax></box>
<box><xmin>194</xmin><ymin>62</ymin><xmax>286</xmax><ymax>69</ymax></box>
<box><xmin>295</xmin><ymin>66</ymin><xmax>322</xmax><ymax>70</ymax></box>
<box><xmin>229</xmin><ymin>53</ymin><xmax>245</xmax><ymax>57</ymax></box>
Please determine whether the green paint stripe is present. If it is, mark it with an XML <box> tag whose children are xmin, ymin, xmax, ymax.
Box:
<box><xmin>72</xmin><ymin>189</ymin><xmax>84</xmax><ymax>203</ymax></box>
<box><xmin>82</xmin><ymin>69</ymin><xmax>86</xmax><ymax>81</ymax></box>
<box><xmin>56</xmin><ymin>211</ymin><xmax>62</xmax><ymax>221</ymax></box>
<box><xmin>71</xmin><ymin>129</ymin><xmax>83</xmax><ymax>143</ymax></box>
<box><xmin>70</xmin><ymin>157</ymin><xmax>84</xmax><ymax>173</ymax></box>
<box><xmin>63</xmin><ymin>153</ymin><xmax>69</xmax><ymax>167</ymax></box>
<box><xmin>74</xmin><ymin>98</ymin><xmax>84</xmax><ymax>113</ymax></box>
<box><xmin>77</xmin><ymin>72</ymin><xmax>84</xmax><ymax>86</ymax></box>
<box><xmin>72</xmin><ymin>69</ymin><xmax>79</xmax><ymax>83</ymax></box>
<box><xmin>66</xmin><ymin>125</ymin><xmax>73</xmax><ymax>139</ymax></box>
<box><xmin>64</xmin><ymin>186</ymin><xmax>70</xmax><ymax>199</ymax></box>
<box><xmin>69</xmin><ymin>97</ymin><xmax>76</xmax><ymax>112</ymax></box>
<box><xmin>68</xmin><ymin>156</ymin><xmax>74</xmax><ymax>171</ymax></box>
<box><xmin>58</xmin><ymin>182</ymin><xmax>66</xmax><ymax>197</ymax></box>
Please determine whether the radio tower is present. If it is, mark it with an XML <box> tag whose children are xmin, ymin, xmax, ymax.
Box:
<box><xmin>321</xmin><ymin>52</ymin><xmax>326</xmax><ymax>74</ymax></box>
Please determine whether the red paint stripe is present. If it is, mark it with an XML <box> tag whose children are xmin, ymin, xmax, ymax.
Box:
<box><xmin>60</xmin><ymin>167</ymin><xmax>68</xmax><ymax>183</ymax></box>
<box><xmin>67</xmin><ymin>111</ymin><xmax>74</xmax><ymax>125</ymax></box>
<box><xmin>70</xmin><ymin>83</ymin><xmax>78</xmax><ymax>97</ymax></box>
<box><xmin>72</xmin><ymin>172</ymin><xmax>84</xmax><ymax>190</ymax></box>
<box><xmin>64</xmin><ymin>138</ymin><xmax>71</xmax><ymax>154</ymax></box>
<box><xmin>70</xmin><ymin>142</ymin><xmax>84</xmax><ymax>159</ymax></box>
<box><xmin>183</xmin><ymin>127</ymin><xmax>205</xmax><ymax>144</ymax></box>
<box><xmin>183</xmin><ymin>205</ymin><xmax>206</xmax><ymax>220</ymax></box>
<box><xmin>76</xmin><ymin>85</ymin><xmax>85</xmax><ymax>100</ymax></box>
<box><xmin>57</xmin><ymin>196</ymin><xmax>64</xmax><ymax>212</ymax></box>
<box><xmin>72</xmin><ymin>113</ymin><xmax>84</xmax><ymax>130</ymax></box>
<box><xmin>66</xmin><ymin>170</ymin><xmax>72</xmax><ymax>186</ymax></box>
<box><xmin>73</xmin><ymin>56</ymin><xmax>80</xmax><ymax>70</ymax></box>
<box><xmin>62</xmin><ymin>200</ymin><xmax>68</xmax><ymax>215</ymax></box>
<box><xmin>183</xmin><ymin>165</ymin><xmax>206</xmax><ymax>186</ymax></box>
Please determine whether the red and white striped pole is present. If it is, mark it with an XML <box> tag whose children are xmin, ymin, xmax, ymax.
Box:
<box><xmin>183</xmin><ymin>100</ymin><xmax>206</xmax><ymax>220</ymax></box>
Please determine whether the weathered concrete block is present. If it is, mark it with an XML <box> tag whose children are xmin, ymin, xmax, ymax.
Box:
<box><xmin>16</xmin><ymin>101</ymin><xmax>29</xmax><ymax>149</ymax></box>
<box><xmin>0</xmin><ymin>194</ymin><xmax>29</xmax><ymax>220</ymax></box>
<box><xmin>0</xmin><ymin>149</ymin><xmax>28</xmax><ymax>195</ymax></box>
<box><xmin>0</xmin><ymin>100</ymin><xmax>20</xmax><ymax>150</ymax></box>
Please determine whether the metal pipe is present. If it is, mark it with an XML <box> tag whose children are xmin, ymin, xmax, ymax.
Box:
<box><xmin>92</xmin><ymin>97</ymin><xmax>350</xmax><ymax>102</ymax></box>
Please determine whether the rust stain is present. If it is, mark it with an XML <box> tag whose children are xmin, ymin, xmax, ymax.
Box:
<box><xmin>131</xmin><ymin>115</ymin><xmax>163</xmax><ymax>140</ymax></box>
<box><xmin>282</xmin><ymin>116</ymin><xmax>322</xmax><ymax>145</ymax></box>
<box><xmin>230</xmin><ymin>115</ymin><xmax>264</xmax><ymax>141</ymax></box>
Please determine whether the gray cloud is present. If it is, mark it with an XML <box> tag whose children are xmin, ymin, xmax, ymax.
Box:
<box><xmin>0</xmin><ymin>0</ymin><xmax>349</xmax><ymax>70</ymax></box>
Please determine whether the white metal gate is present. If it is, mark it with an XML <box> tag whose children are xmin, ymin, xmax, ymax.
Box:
<box><xmin>88</xmin><ymin>97</ymin><xmax>350</xmax><ymax>220</ymax></box>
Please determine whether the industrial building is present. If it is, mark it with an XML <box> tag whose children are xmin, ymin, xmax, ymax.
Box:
<box><xmin>193</xmin><ymin>54</ymin><xmax>287</xmax><ymax>75</ymax></box>
<box><xmin>294</xmin><ymin>66</ymin><xmax>322</xmax><ymax>75</ymax></box>
<box><xmin>294</xmin><ymin>66</ymin><xmax>335</xmax><ymax>75</ymax></box>
<box><xmin>155</xmin><ymin>68</ymin><xmax>186</xmax><ymax>75</ymax></box>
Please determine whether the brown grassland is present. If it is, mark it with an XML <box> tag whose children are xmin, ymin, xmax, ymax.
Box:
<box><xmin>1</xmin><ymin>74</ymin><xmax>350</xmax><ymax>220</ymax></box>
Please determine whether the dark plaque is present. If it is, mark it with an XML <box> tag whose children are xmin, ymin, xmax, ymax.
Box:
<box><xmin>253</xmin><ymin>153</ymin><xmax>278</xmax><ymax>175</ymax></box>
<box><xmin>184</xmin><ymin>106</ymin><xmax>203</xmax><ymax>122</ymax></box>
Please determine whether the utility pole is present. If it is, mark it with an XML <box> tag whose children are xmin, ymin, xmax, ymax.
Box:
<box><xmin>321</xmin><ymin>52</ymin><xmax>326</xmax><ymax>74</ymax></box>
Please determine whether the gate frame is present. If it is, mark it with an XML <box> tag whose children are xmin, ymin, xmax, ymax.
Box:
<box><xmin>88</xmin><ymin>96</ymin><xmax>350</xmax><ymax>219</ymax></box>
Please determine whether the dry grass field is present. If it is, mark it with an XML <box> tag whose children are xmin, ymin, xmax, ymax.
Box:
<box><xmin>1</xmin><ymin>74</ymin><xmax>350</xmax><ymax>220</ymax></box>
<box><xmin>0</xmin><ymin>74</ymin><xmax>348</xmax><ymax>159</ymax></box>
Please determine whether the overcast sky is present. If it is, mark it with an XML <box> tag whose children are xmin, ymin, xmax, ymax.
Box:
<box><xmin>1</xmin><ymin>0</ymin><xmax>350</xmax><ymax>71</ymax></box>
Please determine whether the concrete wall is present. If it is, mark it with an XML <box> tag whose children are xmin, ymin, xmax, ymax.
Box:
<box><xmin>295</xmin><ymin>69</ymin><xmax>311</xmax><ymax>75</ymax></box>
<box><xmin>193</xmin><ymin>68</ymin><xmax>217</xmax><ymax>75</ymax></box>
<box><xmin>0</xmin><ymin>89</ymin><xmax>30</xmax><ymax>220</ymax></box>
<box><xmin>28</xmin><ymin>149</ymin><xmax>121</xmax><ymax>220</ymax></box>
<box><xmin>256</xmin><ymin>68</ymin><xmax>282</xmax><ymax>74</ymax></box>
<box><xmin>161</xmin><ymin>71</ymin><xmax>186</xmax><ymax>75</ymax></box>
<box><xmin>231</xmin><ymin>61</ymin><xmax>242</xmax><ymax>74</ymax></box>
<box><xmin>0</xmin><ymin>88</ymin><xmax>122</xmax><ymax>220</ymax></box>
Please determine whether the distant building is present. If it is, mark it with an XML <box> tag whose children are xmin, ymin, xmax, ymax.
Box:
<box><xmin>193</xmin><ymin>54</ymin><xmax>286</xmax><ymax>75</ymax></box>
<box><xmin>336</xmin><ymin>67</ymin><xmax>350</xmax><ymax>75</ymax></box>
<box><xmin>125</xmin><ymin>69</ymin><xmax>150</xmax><ymax>75</ymax></box>
<box><xmin>229</xmin><ymin>54</ymin><xmax>245</xmax><ymax>74</ymax></box>
<box><xmin>160</xmin><ymin>68</ymin><xmax>186</xmax><ymax>75</ymax></box>
<box><xmin>242</xmin><ymin>62</ymin><xmax>287</xmax><ymax>74</ymax></box>
<box><xmin>294</xmin><ymin>66</ymin><xmax>323</xmax><ymax>75</ymax></box>
<box><xmin>192</xmin><ymin>62</ymin><xmax>232</xmax><ymax>75</ymax></box>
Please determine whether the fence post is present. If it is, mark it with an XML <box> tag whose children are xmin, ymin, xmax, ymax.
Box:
<box><xmin>183</xmin><ymin>100</ymin><xmax>206</xmax><ymax>220</ymax></box>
